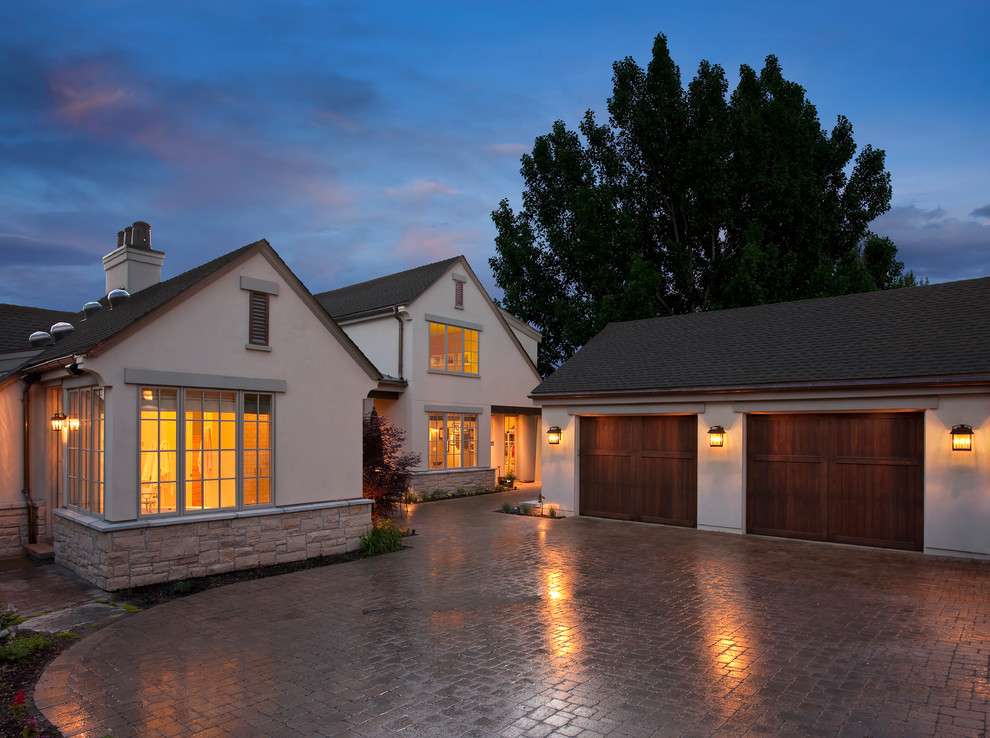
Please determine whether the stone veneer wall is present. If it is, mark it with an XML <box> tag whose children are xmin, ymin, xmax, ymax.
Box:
<box><xmin>408</xmin><ymin>468</ymin><xmax>497</xmax><ymax>495</ymax></box>
<box><xmin>0</xmin><ymin>502</ymin><xmax>48</xmax><ymax>560</ymax></box>
<box><xmin>54</xmin><ymin>500</ymin><xmax>372</xmax><ymax>591</ymax></box>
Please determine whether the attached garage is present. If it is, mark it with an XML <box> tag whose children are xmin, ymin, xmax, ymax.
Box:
<box><xmin>746</xmin><ymin>413</ymin><xmax>924</xmax><ymax>550</ymax></box>
<box><xmin>580</xmin><ymin>416</ymin><xmax>697</xmax><ymax>526</ymax></box>
<box><xmin>535</xmin><ymin>278</ymin><xmax>990</xmax><ymax>559</ymax></box>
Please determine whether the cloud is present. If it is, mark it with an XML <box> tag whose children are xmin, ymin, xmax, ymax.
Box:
<box><xmin>394</xmin><ymin>224</ymin><xmax>476</xmax><ymax>261</ymax></box>
<box><xmin>873</xmin><ymin>205</ymin><xmax>990</xmax><ymax>282</ymax></box>
<box><xmin>386</xmin><ymin>179</ymin><xmax>458</xmax><ymax>199</ymax></box>
<box><xmin>972</xmin><ymin>204</ymin><xmax>990</xmax><ymax>219</ymax></box>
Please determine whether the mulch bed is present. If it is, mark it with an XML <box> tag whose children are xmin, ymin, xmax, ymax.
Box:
<box><xmin>1</xmin><ymin>548</ymin><xmax>365</xmax><ymax>737</ymax></box>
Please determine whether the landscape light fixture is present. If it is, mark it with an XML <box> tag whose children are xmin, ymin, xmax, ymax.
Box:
<box><xmin>708</xmin><ymin>425</ymin><xmax>726</xmax><ymax>448</ymax></box>
<box><xmin>951</xmin><ymin>424</ymin><xmax>973</xmax><ymax>452</ymax></box>
<box><xmin>50</xmin><ymin>412</ymin><xmax>66</xmax><ymax>432</ymax></box>
<box><xmin>547</xmin><ymin>426</ymin><xmax>562</xmax><ymax>445</ymax></box>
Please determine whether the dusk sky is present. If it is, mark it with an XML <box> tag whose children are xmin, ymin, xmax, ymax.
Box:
<box><xmin>1</xmin><ymin>1</ymin><xmax>987</xmax><ymax>312</ymax></box>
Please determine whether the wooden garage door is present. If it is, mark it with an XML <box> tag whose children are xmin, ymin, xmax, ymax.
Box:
<box><xmin>747</xmin><ymin>413</ymin><xmax>923</xmax><ymax>550</ymax></box>
<box><xmin>580</xmin><ymin>416</ymin><xmax>697</xmax><ymax>526</ymax></box>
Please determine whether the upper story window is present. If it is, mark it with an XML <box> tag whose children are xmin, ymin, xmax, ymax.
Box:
<box><xmin>429</xmin><ymin>321</ymin><xmax>479</xmax><ymax>375</ymax></box>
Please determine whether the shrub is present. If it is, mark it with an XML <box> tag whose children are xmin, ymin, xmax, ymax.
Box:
<box><xmin>501</xmin><ymin>501</ymin><xmax>515</xmax><ymax>513</ymax></box>
<box><xmin>547</xmin><ymin>505</ymin><xmax>558</xmax><ymax>519</ymax></box>
<box><xmin>363</xmin><ymin>409</ymin><xmax>421</xmax><ymax>518</ymax></box>
<box><xmin>359</xmin><ymin>518</ymin><xmax>403</xmax><ymax>557</ymax></box>
<box><xmin>520</xmin><ymin>503</ymin><xmax>535</xmax><ymax>516</ymax></box>
<box><xmin>0</xmin><ymin>632</ymin><xmax>50</xmax><ymax>663</ymax></box>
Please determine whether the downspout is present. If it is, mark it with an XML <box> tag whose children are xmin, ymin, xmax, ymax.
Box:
<box><xmin>393</xmin><ymin>306</ymin><xmax>406</xmax><ymax>378</ymax></box>
<box><xmin>21</xmin><ymin>374</ymin><xmax>40</xmax><ymax>545</ymax></box>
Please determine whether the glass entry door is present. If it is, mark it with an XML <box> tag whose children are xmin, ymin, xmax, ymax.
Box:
<box><xmin>503</xmin><ymin>416</ymin><xmax>517</xmax><ymax>477</ymax></box>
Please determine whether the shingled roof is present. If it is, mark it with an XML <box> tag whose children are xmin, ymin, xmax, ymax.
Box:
<box><xmin>315</xmin><ymin>256</ymin><xmax>462</xmax><ymax>319</ymax></box>
<box><xmin>2</xmin><ymin>242</ymin><xmax>260</xmax><ymax>380</ymax></box>
<box><xmin>533</xmin><ymin>277</ymin><xmax>990</xmax><ymax>397</ymax></box>
<box><xmin>0</xmin><ymin>304</ymin><xmax>79</xmax><ymax>354</ymax></box>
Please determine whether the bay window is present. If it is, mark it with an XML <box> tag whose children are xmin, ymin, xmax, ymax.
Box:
<box><xmin>139</xmin><ymin>387</ymin><xmax>273</xmax><ymax>515</ymax></box>
<box><xmin>428</xmin><ymin>412</ymin><xmax>477</xmax><ymax>469</ymax></box>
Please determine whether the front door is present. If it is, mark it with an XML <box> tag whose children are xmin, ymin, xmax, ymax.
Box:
<box><xmin>503</xmin><ymin>416</ymin><xmax>517</xmax><ymax>477</ymax></box>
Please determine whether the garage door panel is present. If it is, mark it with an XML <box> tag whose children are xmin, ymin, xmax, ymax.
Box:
<box><xmin>747</xmin><ymin>459</ymin><xmax>826</xmax><ymax>539</ymax></box>
<box><xmin>829</xmin><ymin>462</ymin><xmax>921</xmax><ymax>548</ymax></box>
<box><xmin>747</xmin><ymin>413</ymin><xmax>923</xmax><ymax>550</ymax></box>
<box><xmin>580</xmin><ymin>416</ymin><xmax>697</xmax><ymax>526</ymax></box>
<box><xmin>580</xmin><ymin>452</ymin><xmax>634</xmax><ymax>519</ymax></box>
<box><xmin>639</xmin><ymin>455</ymin><xmax>696</xmax><ymax>526</ymax></box>
<box><xmin>833</xmin><ymin>415</ymin><xmax>923</xmax><ymax>460</ymax></box>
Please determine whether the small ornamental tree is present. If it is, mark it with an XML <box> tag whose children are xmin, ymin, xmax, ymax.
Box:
<box><xmin>362</xmin><ymin>409</ymin><xmax>420</xmax><ymax>518</ymax></box>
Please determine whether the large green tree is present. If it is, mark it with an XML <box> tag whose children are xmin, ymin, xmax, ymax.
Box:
<box><xmin>491</xmin><ymin>34</ymin><xmax>915</xmax><ymax>375</ymax></box>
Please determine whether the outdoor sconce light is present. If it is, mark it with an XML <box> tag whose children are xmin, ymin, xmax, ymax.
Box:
<box><xmin>951</xmin><ymin>424</ymin><xmax>973</xmax><ymax>452</ymax></box>
<box><xmin>67</xmin><ymin>416</ymin><xmax>80</xmax><ymax>432</ymax></box>
<box><xmin>50</xmin><ymin>412</ymin><xmax>66</xmax><ymax>432</ymax></box>
<box><xmin>547</xmin><ymin>426</ymin><xmax>562</xmax><ymax>445</ymax></box>
<box><xmin>708</xmin><ymin>425</ymin><xmax>726</xmax><ymax>448</ymax></box>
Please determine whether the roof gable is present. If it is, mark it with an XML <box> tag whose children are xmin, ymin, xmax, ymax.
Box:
<box><xmin>4</xmin><ymin>240</ymin><xmax>382</xmax><ymax>383</ymax></box>
<box><xmin>314</xmin><ymin>256</ymin><xmax>462</xmax><ymax>319</ymax></box>
<box><xmin>534</xmin><ymin>278</ymin><xmax>990</xmax><ymax>396</ymax></box>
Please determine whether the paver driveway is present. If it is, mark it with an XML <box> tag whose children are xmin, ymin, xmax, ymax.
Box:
<box><xmin>37</xmin><ymin>489</ymin><xmax>990</xmax><ymax>737</ymax></box>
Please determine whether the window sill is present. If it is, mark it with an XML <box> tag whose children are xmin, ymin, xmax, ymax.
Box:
<box><xmin>246</xmin><ymin>343</ymin><xmax>272</xmax><ymax>352</ymax></box>
<box><xmin>55</xmin><ymin>498</ymin><xmax>371</xmax><ymax>531</ymax></box>
<box><xmin>427</xmin><ymin>369</ymin><xmax>479</xmax><ymax>378</ymax></box>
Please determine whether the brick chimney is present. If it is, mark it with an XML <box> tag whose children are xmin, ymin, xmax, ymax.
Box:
<box><xmin>102</xmin><ymin>221</ymin><xmax>164</xmax><ymax>294</ymax></box>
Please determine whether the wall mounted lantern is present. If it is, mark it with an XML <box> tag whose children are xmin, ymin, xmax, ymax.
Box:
<box><xmin>67</xmin><ymin>416</ymin><xmax>80</xmax><ymax>432</ymax></box>
<box><xmin>951</xmin><ymin>424</ymin><xmax>973</xmax><ymax>452</ymax></box>
<box><xmin>547</xmin><ymin>426</ymin><xmax>562</xmax><ymax>445</ymax></box>
<box><xmin>50</xmin><ymin>412</ymin><xmax>66</xmax><ymax>432</ymax></box>
<box><xmin>708</xmin><ymin>425</ymin><xmax>726</xmax><ymax>448</ymax></box>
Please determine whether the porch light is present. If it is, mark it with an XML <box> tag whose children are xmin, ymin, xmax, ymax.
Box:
<box><xmin>547</xmin><ymin>426</ymin><xmax>562</xmax><ymax>445</ymax></box>
<box><xmin>67</xmin><ymin>416</ymin><xmax>80</xmax><ymax>432</ymax></box>
<box><xmin>951</xmin><ymin>424</ymin><xmax>973</xmax><ymax>451</ymax></box>
<box><xmin>50</xmin><ymin>412</ymin><xmax>66</xmax><ymax>432</ymax></box>
<box><xmin>708</xmin><ymin>425</ymin><xmax>726</xmax><ymax>448</ymax></box>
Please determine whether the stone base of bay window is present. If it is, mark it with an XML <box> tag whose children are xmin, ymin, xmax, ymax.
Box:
<box><xmin>0</xmin><ymin>501</ymin><xmax>48</xmax><ymax>561</ymax></box>
<box><xmin>53</xmin><ymin>499</ymin><xmax>373</xmax><ymax>591</ymax></box>
<box><xmin>408</xmin><ymin>468</ymin><xmax>497</xmax><ymax>495</ymax></box>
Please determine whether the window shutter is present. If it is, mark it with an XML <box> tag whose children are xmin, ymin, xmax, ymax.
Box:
<box><xmin>249</xmin><ymin>291</ymin><xmax>269</xmax><ymax>346</ymax></box>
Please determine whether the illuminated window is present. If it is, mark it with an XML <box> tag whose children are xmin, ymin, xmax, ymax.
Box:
<box><xmin>428</xmin><ymin>413</ymin><xmax>477</xmax><ymax>469</ymax></box>
<box><xmin>428</xmin><ymin>321</ymin><xmax>479</xmax><ymax>375</ymax></box>
<box><xmin>65</xmin><ymin>387</ymin><xmax>105</xmax><ymax>515</ymax></box>
<box><xmin>140</xmin><ymin>387</ymin><xmax>273</xmax><ymax>516</ymax></box>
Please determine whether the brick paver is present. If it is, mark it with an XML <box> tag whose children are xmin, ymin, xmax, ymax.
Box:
<box><xmin>35</xmin><ymin>488</ymin><xmax>990</xmax><ymax>737</ymax></box>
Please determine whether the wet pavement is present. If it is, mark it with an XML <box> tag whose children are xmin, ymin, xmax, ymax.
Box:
<box><xmin>30</xmin><ymin>486</ymin><xmax>990</xmax><ymax>737</ymax></box>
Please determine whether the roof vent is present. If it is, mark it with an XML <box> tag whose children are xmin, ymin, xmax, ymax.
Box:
<box><xmin>82</xmin><ymin>301</ymin><xmax>103</xmax><ymax>319</ymax></box>
<box><xmin>29</xmin><ymin>331</ymin><xmax>54</xmax><ymax>348</ymax></box>
<box><xmin>50</xmin><ymin>322</ymin><xmax>76</xmax><ymax>341</ymax></box>
<box><xmin>107</xmin><ymin>288</ymin><xmax>131</xmax><ymax>308</ymax></box>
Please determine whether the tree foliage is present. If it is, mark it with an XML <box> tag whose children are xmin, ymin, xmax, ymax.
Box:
<box><xmin>491</xmin><ymin>34</ymin><xmax>917</xmax><ymax>375</ymax></box>
<box><xmin>362</xmin><ymin>409</ymin><xmax>420</xmax><ymax>518</ymax></box>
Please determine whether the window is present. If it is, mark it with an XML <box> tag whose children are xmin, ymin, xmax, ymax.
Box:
<box><xmin>428</xmin><ymin>413</ymin><xmax>477</xmax><ymax>469</ymax></box>
<box><xmin>249</xmin><ymin>291</ymin><xmax>269</xmax><ymax>346</ymax></box>
<box><xmin>139</xmin><ymin>387</ymin><xmax>273</xmax><ymax>515</ymax></box>
<box><xmin>65</xmin><ymin>387</ymin><xmax>105</xmax><ymax>515</ymax></box>
<box><xmin>428</xmin><ymin>321</ymin><xmax>479</xmax><ymax>375</ymax></box>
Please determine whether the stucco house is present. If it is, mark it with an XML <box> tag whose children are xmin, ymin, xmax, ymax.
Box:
<box><xmin>315</xmin><ymin>257</ymin><xmax>543</xmax><ymax>493</ymax></box>
<box><xmin>535</xmin><ymin>278</ymin><xmax>990</xmax><ymax>559</ymax></box>
<box><xmin>0</xmin><ymin>222</ymin><xmax>387</xmax><ymax>589</ymax></box>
